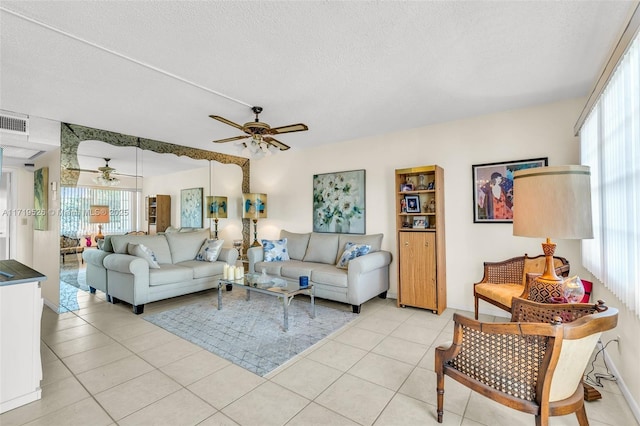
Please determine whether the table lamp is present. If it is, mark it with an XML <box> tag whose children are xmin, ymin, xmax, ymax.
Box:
<box><xmin>206</xmin><ymin>195</ymin><xmax>227</xmax><ymax>239</ymax></box>
<box><xmin>89</xmin><ymin>205</ymin><xmax>110</xmax><ymax>242</ymax></box>
<box><xmin>513</xmin><ymin>165</ymin><xmax>593</xmax><ymax>296</ymax></box>
<box><xmin>242</xmin><ymin>193</ymin><xmax>267</xmax><ymax>246</ymax></box>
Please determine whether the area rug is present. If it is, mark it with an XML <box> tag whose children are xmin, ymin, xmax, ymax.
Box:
<box><xmin>143</xmin><ymin>290</ymin><xmax>357</xmax><ymax>376</ymax></box>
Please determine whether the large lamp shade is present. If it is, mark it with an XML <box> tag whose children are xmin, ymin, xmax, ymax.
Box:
<box><xmin>242</xmin><ymin>193</ymin><xmax>267</xmax><ymax>219</ymax></box>
<box><xmin>206</xmin><ymin>196</ymin><xmax>228</xmax><ymax>219</ymax></box>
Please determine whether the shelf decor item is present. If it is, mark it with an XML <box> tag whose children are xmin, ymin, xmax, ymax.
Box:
<box><xmin>404</xmin><ymin>195</ymin><xmax>420</xmax><ymax>213</ymax></box>
<box><xmin>472</xmin><ymin>157</ymin><xmax>547</xmax><ymax>223</ymax></box>
<box><xmin>312</xmin><ymin>169</ymin><xmax>365</xmax><ymax>234</ymax></box>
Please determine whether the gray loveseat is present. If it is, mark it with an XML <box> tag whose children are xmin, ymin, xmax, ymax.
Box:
<box><xmin>248</xmin><ymin>230</ymin><xmax>392</xmax><ymax>313</ymax></box>
<box><xmin>83</xmin><ymin>229</ymin><xmax>238</xmax><ymax>314</ymax></box>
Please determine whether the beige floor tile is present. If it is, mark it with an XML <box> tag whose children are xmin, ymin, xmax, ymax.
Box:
<box><xmin>585</xmin><ymin>389</ymin><xmax>638</xmax><ymax>426</ymax></box>
<box><xmin>353</xmin><ymin>315</ymin><xmax>403</xmax><ymax>335</ymax></box>
<box><xmin>463</xmin><ymin>391</ymin><xmax>533</xmax><ymax>426</ymax></box>
<box><xmin>332</xmin><ymin>326</ymin><xmax>386</xmax><ymax>351</ymax></box>
<box><xmin>118</xmin><ymin>388</ymin><xmax>216</xmax><ymax>426</ymax></box>
<box><xmin>62</xmin><ymin>341</ymin><xmax>132</xmax><ymax>374</ymax></box>
<box><xmin>49</xmin><ymin>331</ymin><xmax>114</xmax><ymax>358</ymax></box>
<box><xmin>41</xmin><ymin>323</ymin><xmax>100</xmax><ymax>346</ymax></box>
<box><xmin>160</xmin><ymin>349</ymin><xmax>231</xmax><ymax>386</ymax></box>
<box><xmin>120</xmin><ymin>327</ymin><xmax>180</xmax><ymax>353</ymax></box>
<box><xmin>349</xmin><ymin>352</ymin><xmax>414</xmax><ymax>391</ymax></box>
<box><xmin>390</xmin><ymin>322</ymin><xmax>441</xmax><ymax>346</ymax></box>
<box><xmin>76</xmin><ymin>354</ymin><xmax>155</xmax><ymax>394</ymax></box>
<box><xmin>399</xmin><ymin>367</ymin><xmax>471</xmax><ymax>416</ymax></box>
<box><xmin>222</xmin><ymin>381</ymin><xmax>309</xmax><ymax>426</ymax></box>
<box><xmin>0</xmin><ymin>376</ymin><xmax>89</xmax><ymax>426</ymax></box>
<box><xmin>404</xmin><ymin>310</ymin><xmax>453</xmax><ymax>331</ymax></box>
<box><xmin>315</xmin><ymin>374</ymin><xmax>394</xmax><ymax>426</ymax></box>
<box><xmin>287</xmin><ymin>402</ymin><xmax>359</xmax><ymax>426</ymax></box>
<box><xmin>306</xmin><ymin>340</ymin><xmax>367</xmax><ymax>372</ymax></box>
<box><xmin>22</xmin><ymin>397</ymin><xmax>113</xmax><ymax>426</ymax></box>
<box><xmin>40</xmin><ymin>315</ymin><xmax>87</xmax><ymax>334</ymax></box>
<box><xmin>418</xmin><ymin>345</ymin><xmax>438</xmax><ymax>371</ymax></box>
<box><xmin>368</xmin><ymin>304</ymin><xmax>416</xmax><ymax>323</ymax></box>
<box><xmin>270</xmin><ymin>357</ymin><xmax>343</xmax><ymax>400</ymax></box>
<box><xmin>372</xmin><ymin>335</ymin><xmax>429</xmax><ymax>365</ymax></box>
<box><xmin>40</xmin><ymin>358</ymin><xmax>73</xmax><ymax>386</ymax></box>
<box><xmin>188</xmin><ymin>364</ymin><xmax>264</xmax><ymax>409</ymax></box>
<box><xmin>101</xmin><ymin>319</ymin><xmax>162</xmax><ymax>342</ymax></box>
<box><xmin>40</xmin><ymin>343</ymin><xmax>58</xmax><ymax>365</ymax></box>
<box><xmin>375</xmin><ymin>393</ymin><xmax>462</xmax><ymax>426</ymax></box>
<box><xmin>94</xmin><ymin>370</ymin><xmax>182</xmax><ymax>421</ymax></box>
<box><xmin>137</xmin><ymin>337</ymin><xmax>202</xmax><ymax>368</ymax></box>
<box><xmin>198</xmin><ymin>411</ymin><xmax>240</xmax><ymax>425</ymax></box>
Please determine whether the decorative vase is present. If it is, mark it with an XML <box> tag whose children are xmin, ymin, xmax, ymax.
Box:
<box><xmin>336</xmin><ymin>218</ymin><xmax>350</xmax><ymax>233</ymax></box>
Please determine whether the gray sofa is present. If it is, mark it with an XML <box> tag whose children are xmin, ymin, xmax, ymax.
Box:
<box><xmin>83</xmin><ymin>229</ymin><xmax>238</xmax><ymax>314</ymax></box>
<box><xmin>248</xmin><ymin>230</ymin><xmax>392</xmax><ymax>313</ymax></box>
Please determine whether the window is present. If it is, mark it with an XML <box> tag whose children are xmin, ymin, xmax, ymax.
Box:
<box><xmin>580</xmin><ymin>32</ymin><xmax>640</xmax><ymax>318</ymax></box>
<box><xmin>60</xmin><ymin>186</ymin><xmax>139</xmax><ymax>237</ymax></box>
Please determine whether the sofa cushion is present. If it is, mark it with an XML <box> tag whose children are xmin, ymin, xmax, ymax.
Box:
<box><xmin>165</xmin><ymin>229</ymin><xmax>209</xmax><ymax>263</ymax></box>
<box><xmin>336</xmin><ymin>243</ymin><xmax>371</xmax><ymax>269</ymax></box>
<box><xmin>474</xmin><ymin>283</ymin><xmax>523</xmax><ymax>308</ymax></box>
<box><xmin>196</xmin><ymin>239</ymin><xmax>224</xmax><ymax>262</ymax></box>
<box><xmin>254</xmin><ymin>261</ymin><xmax>284</xmax><ymax>276</ymax></box>
<box><xmin>279</xmin><ymin>230</ymin><xmax>311</xmax><ymax>261</ymax></box>
<box><xmin>148</xmin><ymin>264</ymin><xmax>194</xmax><ymax>286</ymax></box>
<box><xmin>111</xmin><ymin>235</ymin><xmax>172</xmax><ymax>264</ymax></box>
<box><xmin>280</xmin><ymin>260</ymin><xmax>320</xmax><ymax>280</ymax></box>
<box><xmin>303</xmin><ymin>233</ymin><xmax>340</xmax><ymax>264</ymax></box>
<box><xmin>336</xmin><ymin>233</ymin><xmax>383</xmax><ymax>264</ymax></box>
<box><xmin>127</xmin><ymin>243</ymin><xmax>160</xmax><ymax>269</ymax></box>
<box><xmin>310</xmin><ymin>264</ymin><xmax>348</xmax><ymax>288</ymax></box>
<box><xmin>262</xmin><ymin>238</ymin><xmax>290</xmax><ymax>262</ymax></box>
<box><xmin>177</xmin><ymin>260</ymin><xmax>224</xmax><ymax>279</ymax></box>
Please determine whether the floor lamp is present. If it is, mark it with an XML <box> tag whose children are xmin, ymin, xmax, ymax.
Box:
<box><xmin>513</xmin><ymin>165</ymin><xmax>593</xmax><ymax>297</ymax></box>
<box><xmin>89</xmin><ymin>205</ymin><xmax>110</xmax><ymax>243</ymax></box>
<box><xmin>206</xmin><ymin>196</ymin><xmax>227</xmax><ymax>240</ymax></box>
<box><xmin>242</xmin><ymin>193</ymin><xmax>267</xmax><ymax>247</ymax></box>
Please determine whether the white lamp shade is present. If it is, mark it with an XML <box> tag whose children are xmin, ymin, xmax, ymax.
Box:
<box><xmin>513</xmin><ymin>165</ymin><xmax>593</xmax><ymax>239</ymax></box>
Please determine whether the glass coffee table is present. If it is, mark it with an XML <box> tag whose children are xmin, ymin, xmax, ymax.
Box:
<box><xmin>218</xmin><ymin>272</ymin><xmax>315</xmax><ymax>331</ymax></box>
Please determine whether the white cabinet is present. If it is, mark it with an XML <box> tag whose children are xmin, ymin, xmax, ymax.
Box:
<box><xmin>0</xmin><ymin>260</ymin><xmax>45</xmax><ymax>413</ymax></box>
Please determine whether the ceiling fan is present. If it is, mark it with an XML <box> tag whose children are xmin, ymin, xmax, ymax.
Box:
<box><xmin>64</xmin><ymin>158</ymin><xmax>126</xmax><ymax>186</ymax></box>
<box><xmin>210</xmin><ymin>106</ymin><xmax>308</xmax><ymax>151</ymax></box>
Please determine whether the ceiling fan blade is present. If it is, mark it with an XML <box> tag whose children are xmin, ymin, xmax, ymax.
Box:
<box><xmin>209</xmin><ymin>115</ymin><xmax>244</xmax><ymax>130</ymax></box>
<box><xmin>269</xmin><ymin>123</ymin><xmax>308</xmax><ymax>135</ymax></box>
<box><xmin>213</xmin><ymin>135</ymin><xmax>250</xmax><ymax>143</ymax></box>
<box><xmin>263</xmin><ymin>137</ymin><xmax>290</xmax><ymax>151</ymax></box>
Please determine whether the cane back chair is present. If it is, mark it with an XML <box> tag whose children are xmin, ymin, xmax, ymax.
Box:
<box><xmin>473</xmin><ymin>254</ymin><xmax>570</xmax><ymax>319</ymax></box>
<box><xmin>435</xmin><ymin>298</ymin><xmax>618</xmax><ymax>425</ymax></box>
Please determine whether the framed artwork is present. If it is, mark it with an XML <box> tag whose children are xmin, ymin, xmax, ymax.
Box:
<box><xmin>33</xmin><ymin>167</ymin><xmax>48</xmax><ymax>230</ymax></box>
<box><xmin>404</xmin><ymin>195</ymin><xmax>420</xmax><ymax>213</ymax></box>
<box><xmin>313</xmin><ymin>169</ymin><xmax>365</xmax><ymax>234</ymax></box>
<box><xmin>413</xmin><ymin>216</ymin><xmax>426</xmax><ymax>229</ymax></box>
<box><xmin>180</xmin><ymin>187</ymin><xmax>203</xmax><ymax>228</ymax></box>
<box><xmin>472</xmin><ymin>157</ymin><xmax>548</xmax><ymax>223</ymax></box>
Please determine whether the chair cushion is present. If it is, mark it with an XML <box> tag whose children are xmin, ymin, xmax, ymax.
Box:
<box><xmin>310</xmin><ymin>265</ymin><xmax>348</xmax><ymax>288</ymax></box>
<box><xmin>280</xmin><ymin>230</ymin><xmax>311</xmax><ymax>260</ymax></box>
<box><xmin>148</xmin><ymin>264</ymin><xmax>193</xmax><ymax>286</ymax></box>
<box><xmin>475</xmin><ymin>283</ymin><xmax>524</xmax><ymax>308</ymax></box>
<box><xmin>176</xmin><ymin>260</ymin><xmax>224</xmax><ymax>279</ymax></box>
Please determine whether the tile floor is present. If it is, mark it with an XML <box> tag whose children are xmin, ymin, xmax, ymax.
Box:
<box><xmin>1</xmin><ymin>285</ymin><xmax>637</xmax><ymax>426</ymax></box>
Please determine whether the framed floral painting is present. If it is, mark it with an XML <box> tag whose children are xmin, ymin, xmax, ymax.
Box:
<box><xmin>313</xmin><ymin>169</ymin><xmax>365</xmax><ymax>234</ymax></box>
<box><xmin>180</xmin><ymin>187</ymin><xmax>203</xmax><ymax>228</ymax></box>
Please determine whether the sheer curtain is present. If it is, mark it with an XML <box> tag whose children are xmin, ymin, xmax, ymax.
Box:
<box><xmin>580</xmin><ymin>32</ymin><xmax>640</xmax><ymax>318</ymax></box>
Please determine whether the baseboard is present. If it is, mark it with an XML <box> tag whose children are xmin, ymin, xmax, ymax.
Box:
<box><xmin>603</xmin><ymin>347</ymin><xmax>640</xmax><ymax>424</ymax></box>
<box><xmin>42</xmin><ymin>298</ymin><xmax>59</xmax><ymax>314</ymax></box>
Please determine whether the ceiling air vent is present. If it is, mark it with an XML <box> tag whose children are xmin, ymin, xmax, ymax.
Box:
<box><xmin>0</xmin><ymin>110</ymin><xmax>29</xmax><ymax>136</ymax></box>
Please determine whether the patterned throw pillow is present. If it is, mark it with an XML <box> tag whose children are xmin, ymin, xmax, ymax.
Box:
<box><xmin>127</xmin><ymin>243</ymin><xmax>160</xmax><ymax>269</ymax></box>
<box><xmin>336</xmin><ymin>243</ymin><xmax>371</xmax><ymax>269</ymax></box>
<box><xmin>196</xmin><ymin>239</ymin><xmax>224</xmax><ymax>262</ymax></box>
<box><xmin>262</xmin><ymin>238</ymin><xmax>291</xmax><ymax>262</ymax></box>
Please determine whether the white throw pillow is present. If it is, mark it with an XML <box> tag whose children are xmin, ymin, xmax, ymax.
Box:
<box><xmin>127</xmin><ymin>243</ymin><xmax>160</xmax><ymax>269</ymax></box>
<box><xmin>262</xmin><ymin>238</ymin><xmax>290</xmax><ymax>262</ymax></box>
<box><xmin>196</xmin><ymin>239</ymin><xmax>224</xmax><ymax>262</ymax></box>
<box><xmin>336</xmin><ymin>242</ymin><xmax>371</xmax><ymax>269</ymax></box>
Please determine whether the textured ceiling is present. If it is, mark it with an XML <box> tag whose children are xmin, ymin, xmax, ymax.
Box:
<box><xmin>0</xmin><ymin>1</ymin><xmax>636</xmax><ymax>165</ymax></box>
